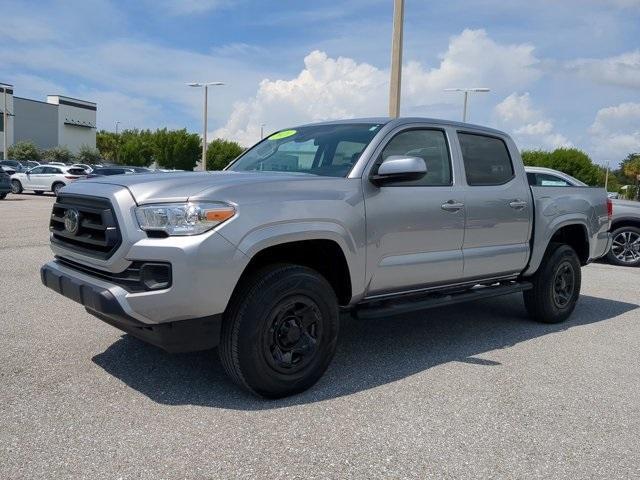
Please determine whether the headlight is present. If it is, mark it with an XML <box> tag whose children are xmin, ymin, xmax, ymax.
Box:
<box><xmin>135</xmin><ymin>202</ymin><xmax>236</xmax><ymax>236</ymax></box>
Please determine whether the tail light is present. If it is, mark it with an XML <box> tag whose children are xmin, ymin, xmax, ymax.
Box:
<box><xmin>64</xmin><ymin>175</ymin><xmax>79</xmax><ymax>179</ymax></box>
<box><xmin>607</xmin><ymin>198</ymin><xmax>613</xmax><ymax>220</ymax></box>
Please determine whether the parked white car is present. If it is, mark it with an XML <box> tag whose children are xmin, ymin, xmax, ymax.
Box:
<box><xmin>10</xmin><ymin>165</ymin><xmax>87</xmax><ymax>196</ymax></box>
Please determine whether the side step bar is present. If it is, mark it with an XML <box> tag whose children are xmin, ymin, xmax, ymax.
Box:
<box><xmin>354</xmin><ymin>281</ymin><xmax>532</xmax><ymax>320</ymax></box>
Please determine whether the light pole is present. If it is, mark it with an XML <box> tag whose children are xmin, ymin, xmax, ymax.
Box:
<box><xmin>388</xmin><ymin>0</ymin><xmax>404</xmax><ymax>118</ymax></box>
<box><xmin>1</xmin><ymin>82</ymin><xmax>12</xmax><ymax>161</ymax></box>
<box><xmin>444</xmin><ymin>87</ymin><xmax>490</xmax><ymax>122</ymax></box>
<box><xmin>260</xmin><ymin>123</ymin><xmax>266</xmax><ymax>140</ymax></box>
<box><xmin>188</xmin><ymin>82</ymin><xmax>224</xmax><ymax>171</ymax></box>
<box><xmin>115</xmin><ymin>121</ymin><xmax>121</xmax><ymax>164</ymax></box>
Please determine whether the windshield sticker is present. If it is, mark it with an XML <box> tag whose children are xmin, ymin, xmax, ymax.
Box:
<box><xmin>268</xmin><ymin>129</ymin><xmax>297</xmax><ymax>140</ymax></box>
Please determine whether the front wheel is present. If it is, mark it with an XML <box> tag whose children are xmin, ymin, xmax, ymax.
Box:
<box><xmin>524</xmin><ymin>243</ymin><xmax>581</xmax><ymax>324</ymax></box>
<box><xmin>10</xmin><ymin>180</ymin><xmax>22</xmax><ymax>194</ymax></box>
<box><xmin>220</xmin><ymin>264</ymin><xmax>339</xmax><ymax>398</ymax></box>
<box><xmin>0</xmin><ymin>192</ymin><xmax>6</xmax><ymax>200</ymax></box>
<box><xmin>606</xmin><ymin>226</ymin><xmax>640</xmax><ymax>267</ymax></box>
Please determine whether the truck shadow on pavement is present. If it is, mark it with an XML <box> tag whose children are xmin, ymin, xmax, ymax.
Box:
<box><xmin>92</xmin><ymin>293</ymin><xmax>637</xmax><ymax>409</ymax></box>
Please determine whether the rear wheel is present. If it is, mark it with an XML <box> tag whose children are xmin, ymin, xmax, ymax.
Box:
<box><xmin>10</xmin><ymin>180</ymin><xmax>23</xmax><ymax>194</ymax></box>
<box><xmin>524</xmin><ymin>243</ymin><xmax>581</xmax><ymax>323</ymax></box>
<box><xmin>606</xmin><ymin>226</ymin><xmax>640</xmax><ymax>267</ymax></box>
<box><xmin>52</xmin><ymin>182</ymin><xmax>64</xmax><ymax>196</ymax></box>
<box><xmin>220</xmin><ymin>264</ymin><xmax>339</xmax><ymax>398</ymax></box>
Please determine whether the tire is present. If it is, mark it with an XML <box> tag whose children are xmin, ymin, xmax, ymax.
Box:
<box><xmin>523</xmin><ymin>243</ymin><xmax>581</xmax><ymax>324</ymax></box>
<box><xmin>220</xmin><ymin>264</ymin><xmax>339</xmax><ymax>398</ymax></box>
<box><xmin>10</xmin><ymin>180</ymin><xmax>23</xmax><ymax>194</ymax></box>
<box><xmin>34</xmin><ymin>190</ymin><xmax>44</xmax><ymax>195</ymax></box>
<box><xmin>52</xmin><ymin>182</ymin><xmax>64</xmax><ymax>196</ymax></box>
<box><xmin>0</xmin><ymin>192</ymin><xmax>6</xmax><ymax>200</ymax></box>
<box><xmin>606</xmin><ymin>226</ymin><xmax>640</xmax><ymax>267</ymax></box>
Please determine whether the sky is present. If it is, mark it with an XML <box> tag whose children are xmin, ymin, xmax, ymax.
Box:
<box><xmin>1</xmin><ymin>0</ymin><xmax>639</xmax><ymax>164</ymax></box>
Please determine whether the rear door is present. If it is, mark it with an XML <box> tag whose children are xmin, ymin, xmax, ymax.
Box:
<box><xmin>39</xmin><ymin>167</ymin><xmax>61</xmax><ymax>189</ymax></box>
<box><xmin>455</xmin><ymin>131</ymin><xmax>533</xmax><ymax>279</ymax></box>
<box><xmin>363</xmin><ymin>126</ymin><xmax>465</xmax><ymax>296</ymax></box>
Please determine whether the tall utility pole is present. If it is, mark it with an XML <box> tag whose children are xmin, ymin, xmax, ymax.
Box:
<box><xmin>260</xmin><ymin>123</ymin><xmax>265</xmax><ymax>140</ymax></box>
<box><xmin>188</xmin><ymin>82</ymin><xmax>224</xmax><ymax>171</ymax></box>
<box><xmin>444</xmin><ymin>88</ymin><xmax>490</xmax><ymax>122</ymax></box>
<box><xmin>1</xmin><ymin>83</ymin><xmax>12</xmax><ymax>161</ymax></box>
<box><xmin>115</xmin><ymin>121</ymin><xmax>121</xmax><ymax>164</ymax></box>
<box><xmin>388</xmin><ymin>0</ymin><xmax>404</xmax><ymax>118</ymax></box>
<box><xmin>604</xmin><ymin>161</ymin><xmax>610</xmax><ymax>191</ymax></box>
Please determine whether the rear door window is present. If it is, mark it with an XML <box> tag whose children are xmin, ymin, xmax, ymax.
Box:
<box><xmin>458</xmin><ymin>133</ymin><xmax>514</xmax><ymax>186</ymax></box>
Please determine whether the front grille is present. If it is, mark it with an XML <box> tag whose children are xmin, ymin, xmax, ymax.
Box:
<box><xmin>55</xmin><ymin>257</ymin><xmax>172</xmax><ymax>292</ymax></box>
<box><xmin>50</xmin><ymin>195</ymin><xmax>121</xmax><ymax>259</ymax></box>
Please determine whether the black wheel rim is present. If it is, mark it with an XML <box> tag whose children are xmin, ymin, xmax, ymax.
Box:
<box><xmin>263</xmin><ymin>295</ymin><xmax>322</xmax><ymax>374</ymax></box>
<box><xmin>552</xmin><ymin>261</ymin><xmax>575</xmax><ymax>309</ymax></box>
<box><xmin>611</xmin><ymin>230</ymin><xmax>640</xmax><ymax>264</ymax></box>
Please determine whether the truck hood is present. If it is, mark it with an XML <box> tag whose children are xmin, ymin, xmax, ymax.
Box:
<box><xmin>78</xmin><ymin>171</ymin><xmax>338</xmax><ymax>204</ymax></box>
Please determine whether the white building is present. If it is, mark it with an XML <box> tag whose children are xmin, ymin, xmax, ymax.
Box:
<box><xmin>1</xmin><ymin>83</ymin><xmax>96</xmax><ymax>159</ymax></box>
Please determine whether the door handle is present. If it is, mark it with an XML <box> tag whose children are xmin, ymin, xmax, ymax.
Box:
<box><xmin>509</xmin><ymin>199</ymin><xmax>528</xmax><ymax>210</ymax></box>
<box><xmin>441</xmin><ymin>200</ymin><xmax>464</xmax><ymax>212</ymax></box>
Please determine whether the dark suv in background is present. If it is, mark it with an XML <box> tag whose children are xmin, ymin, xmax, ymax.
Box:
<box><xmin>0</xmin><ymin>167</ymin><xmax>11</xmax><ymax>199</ymax></box>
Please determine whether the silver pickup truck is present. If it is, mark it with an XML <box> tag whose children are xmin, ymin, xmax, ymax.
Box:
<box><xmin>41</xmin><ymin>118</ymin><xmax>611</xmax><ymax>398</ymax></box>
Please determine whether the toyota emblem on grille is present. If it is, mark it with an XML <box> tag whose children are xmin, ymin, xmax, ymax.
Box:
<box><xmin>64</xmin><ymin>209</ymin><xmax>80</xmax><ymax>235</ymax></box>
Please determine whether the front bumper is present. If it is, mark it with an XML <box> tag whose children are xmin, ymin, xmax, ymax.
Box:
<box><xmin>41</xmin><ymin>261</ymin><xmax>222</xmax><ymax>353</ymax></box>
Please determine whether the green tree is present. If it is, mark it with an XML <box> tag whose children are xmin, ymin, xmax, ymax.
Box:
<box><xmin>42</xmin><ymin>146</ymin><xmax>73</xmax><ymax>163</ymax></box>
<box><xmin>76</xmin><ymin>145</ymin><xmax>102</xmax><ymax>164</ymax></box>
<box><xmin>153</xmin><ymin>128</ymin><xmax>201</xmax><ymax>171</ymax></box>
<box><xmin>520</xmin><ymin>147</ymin><xmax>603</xmax><ymax>186</ymax></box>
<box><xmin>117</xmin><ymin>129</ymin><xmax>155</xmax><ymax>166</ymax></box>
<box><xmin>521</xmin><ymin>149</ymin><xmax>550</xmax><ymax>167</ymax></box>
<box><xmin>96</xmin><ymin>130</ymin><xmax>118</xmax><ymax>161</ymax></box>
<box><xmin>622</xmin><ymin>153</ymin><xmax>640</xmax><ymax>200</ymax></box>
<box><xmin>622</xmin><ymin>153</ymin><xmax>640</xmax><ymax>181</ymax></box>
<box><xmin>206</xmin><ymin>138</ymin><xmax>244</xmax><ymax>170</ymax></box>
<box><xmin>7</xmin><ymin>141</ymin><xmax>41</xmax><ymax>161</ymax></box>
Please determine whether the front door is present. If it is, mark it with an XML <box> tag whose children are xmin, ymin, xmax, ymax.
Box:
<box><xmin>24</xmin><ymin>166</ymin><xmax>45</xmax><ymax>189</ymax></box>
<box><xmin>363</xmin><ymin>127</ymin><xmax>465</xmax><ymax>296</ymax></box>
<box><xmin>455</xmin><ymin>132</ymin><xmax>532</xmax><ymax>279</ymax></box>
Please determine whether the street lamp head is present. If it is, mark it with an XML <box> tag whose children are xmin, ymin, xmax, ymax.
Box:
<box><xmin>444</xmin><ymin>87</ymin><xmax>490</xmax><ymax>92</ymax></box>
<box><xmin>187</xmin><ymin>82</ymin><xmax>225</xmax><ymax>87</ymax></box>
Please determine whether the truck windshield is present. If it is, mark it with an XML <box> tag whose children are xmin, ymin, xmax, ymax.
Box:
<box><xmin>228</xmin><ymin>123</ymin><xmax>383</xmax><ymax>177</ymax></box>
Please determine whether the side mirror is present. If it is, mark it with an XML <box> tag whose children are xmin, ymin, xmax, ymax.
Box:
<box><xmin>371</xmin><ymin>156</ymin><xmax>427</xmax><ymax>186</ymax></box>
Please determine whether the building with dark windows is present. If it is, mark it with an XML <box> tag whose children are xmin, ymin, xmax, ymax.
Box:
<box><xmin>1</xmin><ymin>83</ymin><xmax>96</xmax><ymax>159</ymax></box>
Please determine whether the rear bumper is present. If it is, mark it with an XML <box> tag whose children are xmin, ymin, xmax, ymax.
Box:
<box><xmin>41</xmin><ymin>262</ymin><xmax>221</xmax><ymax>353</ymax></box>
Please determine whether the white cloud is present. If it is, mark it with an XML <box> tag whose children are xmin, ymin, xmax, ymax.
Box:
<box><xmin>214</xmin><ymin>30</ymin><xmax>542</xmax><ymax>145</ymax></box>
<box><xmin>403</xmin><ymin>29</ymin><xmax>540</xmax><ymax>103</ymax></box>
<box><xmin>213</xmin><ymin>51</ymin><xmax>388</xmax><ymax>146</ymax></box>
<box><xmin>0</xmin><ymin>39</ymin><xmax>268</xmax><ymax>130</ymax></box>
<box><xmin>565</xmin><ymin>50</ymin><xmax>640</xmax><ymax>89</ymax></box>
<box><xmin>494</xmin><ymin>93</ymin><xmax>571</xmax><ymax>149</ymax></box>
<box><xmin>154</xmin><ymin>0</ymin><xmax>234</xmax><ymax>15</ymax></box>
<box><xmin>589</xmin><ymin>102</ymin><xmax>640</xmax><ymax>161</ymax></box>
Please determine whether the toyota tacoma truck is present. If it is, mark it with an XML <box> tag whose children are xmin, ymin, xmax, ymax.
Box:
<box><xmin>41</xmin><ymin>118</ymin><xmax>612</xmax><ymax>398</ymax></box>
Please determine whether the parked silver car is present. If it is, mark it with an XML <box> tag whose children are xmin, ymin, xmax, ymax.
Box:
<box><xmin>525</xmin><ymin>166</ymin><xmax>640</xmax><ymax>267</ymax></box>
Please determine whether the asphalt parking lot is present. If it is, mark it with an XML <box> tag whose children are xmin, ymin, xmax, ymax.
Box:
<box><xmin>1</xmin><ymin>193</ymin><xmax>639</xmax><ymax>479</ymax></box>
